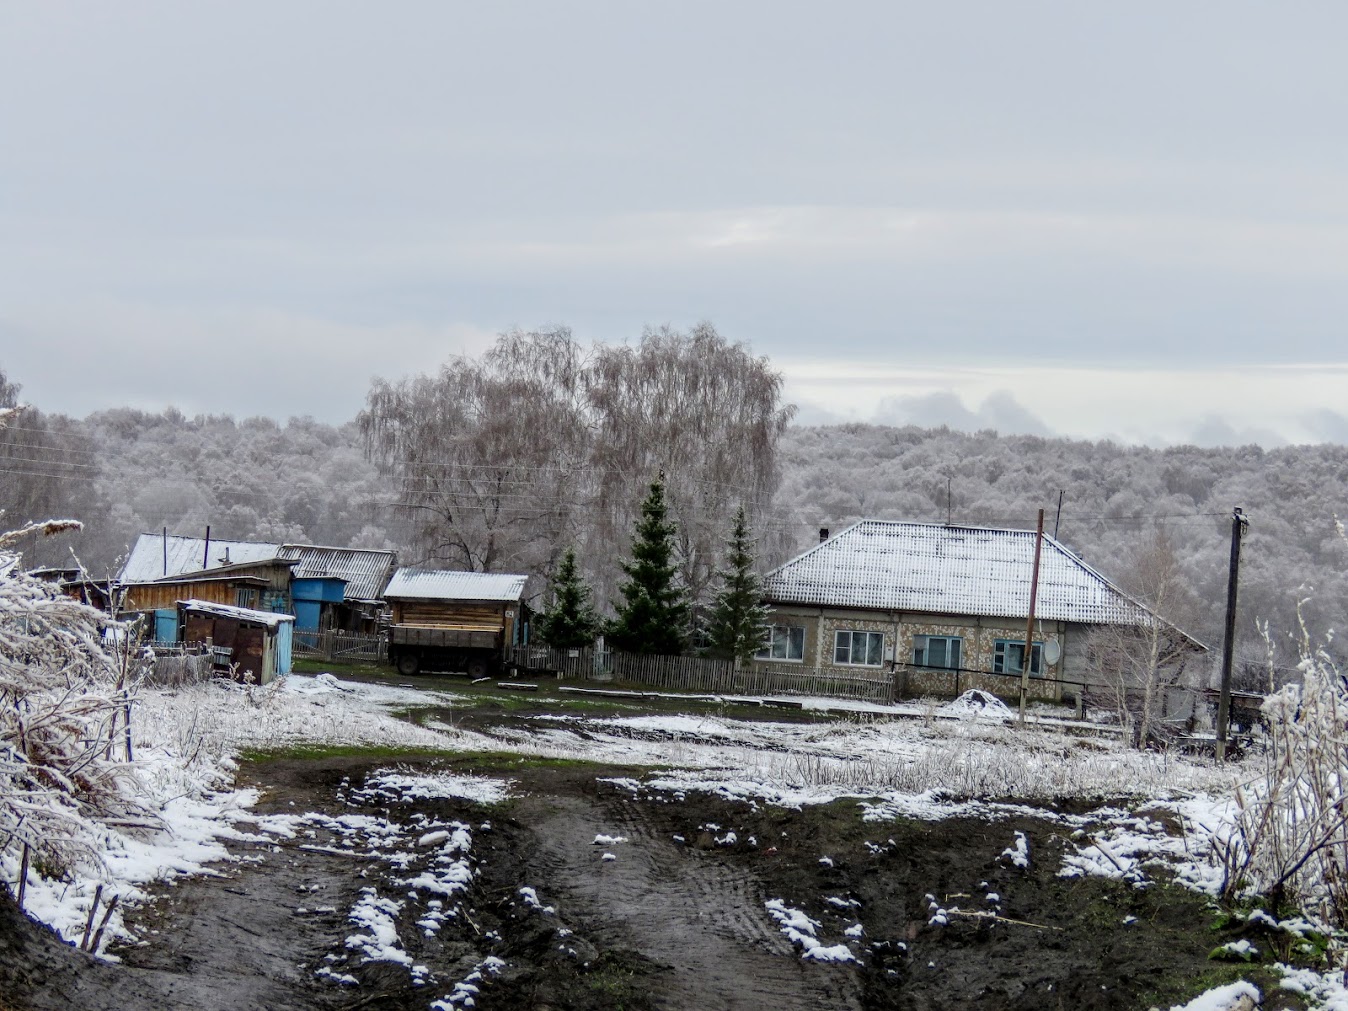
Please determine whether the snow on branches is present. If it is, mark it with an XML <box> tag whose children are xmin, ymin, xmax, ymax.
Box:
<box><xmin>0</xmin><ymin>520</ymin><xmax>145</xmax><ymax>882</ymax></box>
<box><xmin>1219</xmin><ymin>609</ymin><xmax>1348</xmax><ymax>928</ymax></box>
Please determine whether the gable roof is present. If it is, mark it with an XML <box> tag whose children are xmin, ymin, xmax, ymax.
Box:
<box><xmin>384</xmin><ymin>568</ymin><xmax>528</xmax><ymax>603</ymax></box>
<box><xmin>120</xmin><ymin>533</ymin><xmax>281</xmax><ymax>584</ymax></box>
<box><xmin>764</xmin><ymin>520</ymin><xmax>1198</xmax><ymax>641</ymax></box>
<box><xmin>277</xmin><ymin>543</ymin><xmax>396</xmax><ymax>602</ymax></box>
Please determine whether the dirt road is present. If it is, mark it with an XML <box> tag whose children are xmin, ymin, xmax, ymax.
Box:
<box><xmin>0</xmin><ymin>752</ymin><xmax>1296</xmax><ymax>1011</ymax></box>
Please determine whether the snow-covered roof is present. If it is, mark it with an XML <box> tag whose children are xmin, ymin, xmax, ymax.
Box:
<box><xmin>764</xmin><ymin>520</ymin><xmax>1187</xmax><ymax>634</ymax></box>
<box><xmin>384</xmin><ymin>568</ymin><xmax>528</xmax><ymax>602</ymax></box>
<box><xmin>120</xmin><ymin>533</ymin><xmax>282</xmax><ymax>583</ymax></box>
<box><xmin>277</xmin><ymin>544</ymin><xmax>396</xmax><ymax>602</ymax></box>
<box><xmin>179</xmin><ymin>599</ymin><xmax>294</xmax><ymax>628</ymax></box>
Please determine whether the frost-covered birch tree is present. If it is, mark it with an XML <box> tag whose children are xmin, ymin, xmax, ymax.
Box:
<box><xmin>1087</xmin><ymin>528</ymin><xmax>1202</xmax><ymax>748</ymax></box>
<box><xmin>585</xmin><ymin>323</ymin><xmax>795</xmax><ymax>608</ymax></box>
<box><xmin>359</xmin><ymin>328</ymin><xmax>592</xmax><ymax>576</ymax></box>
<box><xmin>359</xmin><ymin>323</ymin><xmax>794</xmax><ymax>612</ymax></box>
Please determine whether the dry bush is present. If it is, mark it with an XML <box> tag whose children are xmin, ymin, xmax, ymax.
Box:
<box><xmin>0</xmin><ymin>521</ymin><xmax>144</xmax><ymax>883</ymax></box>
<box><xmin>1218</xmin><ymin>612</ymin><xmax>1348</xmax><ymax>925</ymax></box>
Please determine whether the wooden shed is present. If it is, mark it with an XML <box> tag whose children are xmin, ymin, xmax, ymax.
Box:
<box><xmin>121</xmin><ymin>557</ymin><xmax>298</xmax><ymax>615</ymax></box>
<box><xmin>383</xmin><ymin>568</ymin><xmax>529</xmax><ymax>644</ymax></box>
<box><xmin>178</xmin><ymin>599</ymin><xmax>294</xmax><ymax>684</ymax></box>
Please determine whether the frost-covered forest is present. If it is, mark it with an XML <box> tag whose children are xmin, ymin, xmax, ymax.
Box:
<box><xmin>4</xmin><ymin>361</ymin><xmax>1347</xmax><ymax>675</ymax></box>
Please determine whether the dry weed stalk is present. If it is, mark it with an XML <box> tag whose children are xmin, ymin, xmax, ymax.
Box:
<box><xmin>1219</xmin><ymin>601</ymin><xmax>1348</xmax><ymax>928</ymax></box>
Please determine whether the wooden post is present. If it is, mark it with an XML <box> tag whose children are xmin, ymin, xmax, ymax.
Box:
<box><xmin>81</xmin><ymin>884</ymin><xmax>103</xmax><ymax>950</ymax></box>
<box><xmin>89</xmin><ymin>895</ymin><xmax>120</xmax><ymax>954</ymax></box>
<box><xmin>1019</xmin><ymin>509</ymin><xmax>1046</xmax><ymax>725</ymax></box>
<box><xmin>17</xmin><ymin>842</ymin><xmax>29</xmax><ymax>912</ymax></box>
<box><xmin>1216</xmin><ymin>507</ymin><xmax>1248</xmax><ymax>762</ymax></box>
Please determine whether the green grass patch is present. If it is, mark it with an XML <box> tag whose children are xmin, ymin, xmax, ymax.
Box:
<box><xmin>1138</xmin><ymin>964</ymin><xmax>1283</xmax><ymax>1010</ymax></box>
<box><xmin>239</xmin><ymin>742</ymin><xmax>459</xmax><ymax>763</ymax></box>
<box><xmin>292</xmin><ymin>657</ymin><xmax>396</xmax><ymax>677</ymax></box>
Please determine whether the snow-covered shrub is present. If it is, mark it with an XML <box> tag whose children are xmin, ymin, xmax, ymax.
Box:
<box><xmin>0</xmin><ymin>520</ymin><xmax>143</xmax><ymax>882</ymax></box>
<box><xmin>1218</xmin><ymin>614</ymin><xmax>1348</xmax><ymax>927</ymax></box>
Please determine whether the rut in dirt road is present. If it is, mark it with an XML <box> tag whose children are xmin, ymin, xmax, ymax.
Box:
<box><xmin>520</xmin><ymin>788</ymin><xmax>863</xmax><ymax>1011</ymax></box>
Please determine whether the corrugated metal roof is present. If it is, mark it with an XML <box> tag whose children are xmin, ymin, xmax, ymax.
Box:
<box><xmin>384</xmin><ymin>568</ymin><xmax>528</xmax><ymax>602</ymax></box>
<box><xmin>121</xmin><ymin>533</ymin><xmax>282</xmax><ymax>583</ymax></box>
<box><xmin>763</xmin><ymin>520</ymin><xmax>1188</xmax><ymax>634</ymax></box>
<box><xmin>277</xmin><ymin>544</ymin><xmax>397</xmax><ymax>602</ymax></box>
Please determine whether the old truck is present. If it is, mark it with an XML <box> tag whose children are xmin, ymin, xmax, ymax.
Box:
<box><xmin>382</xmin><ymin>568</ymin><xmax>529</xmax><ymax>677</ymax></box>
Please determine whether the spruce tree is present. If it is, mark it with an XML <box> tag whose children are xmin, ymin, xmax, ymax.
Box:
<box><xmin>536</xmin><ymin>548</ymin><xmax>599</xmax><ymax>648</ymax></box>
<box><xmin>608</xmin><ymin>479</ymin><xmax>688</xmax><ymax>654</ymax></box>
<box><xmin>706</xmin><ymin>505</ymin><xmax>769</xmax><ymax>666</ymax></box>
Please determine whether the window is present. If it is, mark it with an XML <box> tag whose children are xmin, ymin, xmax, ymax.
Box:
<box><xmin>834</xmin><ymin>630</ymin><xmax>884</xmax><ymax>666</ymax></box>
<box><xmin>912</xmin><ymin>635</ymin><xmax>962</xmax><ymax>670</ymax></box>
<box><xmin>757</xmin><ymin>625</ymin><xmax>806</xmax><ymax>662</ymax></box>
<box><xmin>993</xmin><ymin>639</ymin><xmax>1044</xmax><ymax>677</ymax></box>
<box><xmin>235</xmin><ymin>587</ymin><xmax>258</xmax><ymax>609</ymax></box>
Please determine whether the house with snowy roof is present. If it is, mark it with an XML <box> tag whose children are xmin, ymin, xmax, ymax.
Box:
<box><xmin>756</xmin><ymin>520</ymin><xmax>1204</xmax><ymax>702</ymax></box>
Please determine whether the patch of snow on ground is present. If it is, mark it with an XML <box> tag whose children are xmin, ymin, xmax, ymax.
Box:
<box><xmin>345</xmin><ymin>888</ymin><xmax>412</xmax><ymax>966</ymax></box>
<box><xmin>430</xmin><ymin>955</ymin><xmax>506</xmax><ymax>1009</ymax></box>
<box><xmin>1001</xmin><ymin>831</ymin><xmax>1030</xmax><ymax>868</ymax></box>
<box><xmin>354</xmin><ymin>768</ymin><xmax>513</xmax><ymax>805</ymax></box>
<box><xmin>1278</xmin><ymin>965</ymin><xmax>1348</xmax><ymax>1011</ymax></box>
<box><xmin>519</xmin><ymin>886</ymin><xmax>556</xmax><ymax>914</ymax></box>
<box><xmin>1212</xmin><ymin>939</ymin><xmax>1259</xmax><ymax>960</ymax></box>
<box><xmin>764</xmin><ymin>899</ymin><xmax>857</xmax><ymax>963</ymax></box>
<box><xmin>1056</xmin><ymin>798</ymin><xmax>1230</xmax><ymax>896</ymax></box>
<box><xmin>1164</xmin><ymin>979</ymin><xmax>1260</xmax><ymax>1010</ymax></box>
<box><xmin>939</xmin><ymin>690</ymin><xmax>1013</xmax><ymax>720</ymax></box>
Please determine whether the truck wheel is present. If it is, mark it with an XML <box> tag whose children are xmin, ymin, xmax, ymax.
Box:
<box><xmin>466</xmin><ymin>658</ymin><xmax>488</xmax><ymax>679</ymax></box>
<box><xmin>396</xmin><ymin>654</ymin><xmax>420</xmax><ymax>676</ymax></box>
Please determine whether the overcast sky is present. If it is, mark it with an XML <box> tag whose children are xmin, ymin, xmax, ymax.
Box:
<box><xmin>3</xmin><ymin>2</ymin><xmax>1347</xmax><ymax>446</ymax></box>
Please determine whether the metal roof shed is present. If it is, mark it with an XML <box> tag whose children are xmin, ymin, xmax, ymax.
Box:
<box><xmin>179</xmin><ymin>598</ymin><xmax>295</xmax><ymax>684</ymax></box>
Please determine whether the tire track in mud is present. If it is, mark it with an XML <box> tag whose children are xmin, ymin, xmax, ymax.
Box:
<box><xmin>518</xmin><ymin>789</ymin><xmax>862</xmax><ymax>1011</ymax></box>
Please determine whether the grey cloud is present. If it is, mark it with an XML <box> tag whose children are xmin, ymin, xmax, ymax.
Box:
<box><xmin>1300</xmin><ymin>409</ymin><xmax>1348</xmax><ymax>445</ymax></box>
<box><xmin>872</xmin><ymin>390</ymin><xmax>1053</xmax><ymax>437</ymax></box>
<box><xmin>1186</xmin><ymin>416</ymin><xmax>1288</xmax><ymax>449</ymax></box>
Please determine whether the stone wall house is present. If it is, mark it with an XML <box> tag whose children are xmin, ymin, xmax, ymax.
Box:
<box><xmin>756</xmin><ymin>520</ymin><xmax>1205</xmax><ymax>704</ymax></box>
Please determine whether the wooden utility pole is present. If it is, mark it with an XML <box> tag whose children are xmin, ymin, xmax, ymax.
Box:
<box><xmin>1019</xmin><ymin>509</ymin><xmax>1046</xmax><ymax>724</ymax></box>
<box><xmin>1215</xmin><ymin>507</ymin><xmax>1249</xmax><ymax>762</ymax></box>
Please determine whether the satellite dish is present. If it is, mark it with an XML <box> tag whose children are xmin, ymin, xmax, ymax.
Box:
<box><xmin>1043</xmin><ymin>639</ymin><xmax>1062</xmax><ymax>666</ymax></box>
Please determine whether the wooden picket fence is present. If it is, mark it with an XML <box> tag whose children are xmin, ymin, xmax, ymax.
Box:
<box><xmin>505</xmin><ymin>646</ymin><xmax>894</xmax><ymax>704</ymax></box>
<box><xmin>293</xmin><ymin>630</ymin><xmax>384</xmax><ymax>663</ymax></box>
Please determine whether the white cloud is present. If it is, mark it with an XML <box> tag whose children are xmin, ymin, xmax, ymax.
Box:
<box><xmin>780</xmin><ymin>360</ymin><xmax>1348</xmax><ymax>447</ymax></box>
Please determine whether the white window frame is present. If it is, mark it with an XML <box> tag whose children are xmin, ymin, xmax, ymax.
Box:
<box><xmin>834</xmin><ymin>629</ymin><xmax>885</xmax><ymax>667</ymax></box>
<box><xmin>757</xmin><ymin>624</ymin><xmax>806</xmax><ymax>662</ymax></box>
<box><xmin>993</xmin><ymin>639</ymin><xmax>1044</xmax><ymax>677</ymax></box>
<box><xmin>912</xmin><ymin>635</ymin><xmax>963</xmax><ymax>670</ymax></box>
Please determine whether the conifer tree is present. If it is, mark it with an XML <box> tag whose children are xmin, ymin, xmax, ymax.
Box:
<box><xmin>536</xmin><ymin>548</ymin><xmax>599</xmax><ymax>648</ymax></box>
<box><xmin>706</xmin><ymin>505</ymin><xmax>769</xmax><ymax>666</ymax></box>
<box><xmin>608</xmin><ymin>479</ymin><xmax>688</xmax><ymax>654</ymax></box>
